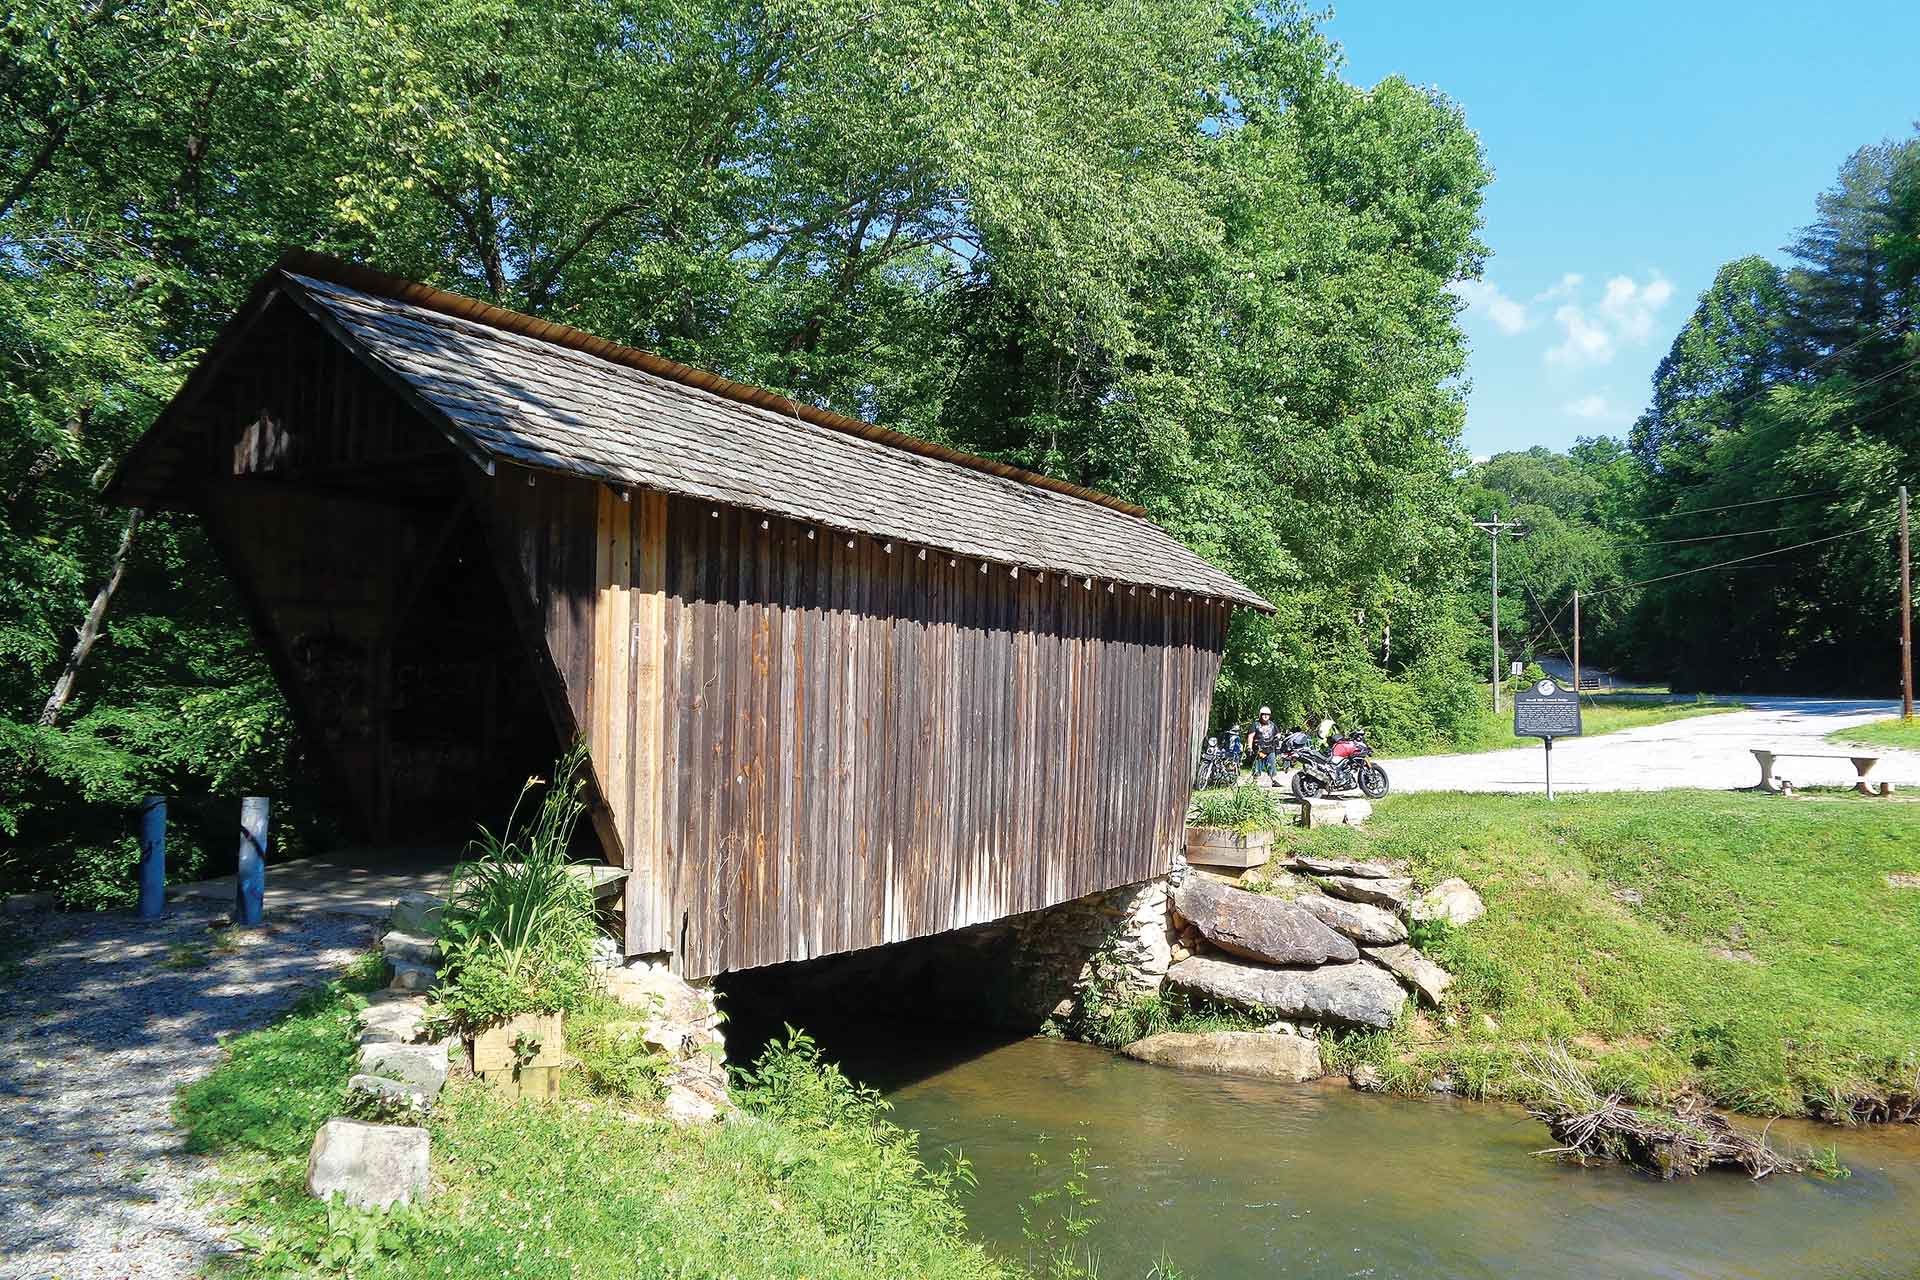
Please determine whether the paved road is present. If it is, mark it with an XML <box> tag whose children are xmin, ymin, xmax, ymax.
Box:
<box><xmin>1388</xmin><ymin>696</ymin><xmax>1919</xmax><ymax>794</ymax></box>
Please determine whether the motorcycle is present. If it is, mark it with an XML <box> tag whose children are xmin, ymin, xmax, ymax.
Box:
<box><xmin>1282</xmin><ymin>727</ymin><xmax>1390</xmax><ymax>800</ymax></box>
<box><xmin>1192</xmin><ymin>724</ymin><xmax>1245</xmax><ymax>790</ymax></box>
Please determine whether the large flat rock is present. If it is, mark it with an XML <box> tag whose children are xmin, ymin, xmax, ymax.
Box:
<box><xmin>1313</xmin><ymin>874</ymin><xmax>1413</xmax><ymax>913</ymax></box>
<box><xmin>1122</xmin><ymin>1030</ymin><xmax>1323</xmax><ymax>1081</ymax></box>
<box><xmin>1173</xmin><ymin>878</ymin><xmax>1357</xmax><ymax>966</ymax></box>
<box><xmin>1290</xmin><ymin>853</ymin><xmax>1401</xmax><ymax>879</ymax></box>
<box><xmin>1168</xmin><ymin>955</ymin><xmax>1407</xmax><ymax>1029</ymax></box>
<box><xmin>1295</xmin><ymin>893</ymin><xmax>1407</xmax><ymax>945</ymax></box>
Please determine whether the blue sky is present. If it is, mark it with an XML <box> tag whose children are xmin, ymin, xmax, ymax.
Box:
<box><xmin>1322</xmin><ymin>2</ymin><xmax>1920</xmax><ymax>459</ymax></box>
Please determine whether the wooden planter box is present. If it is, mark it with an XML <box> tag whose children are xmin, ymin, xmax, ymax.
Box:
<box><xmin>1185</xmin><ymin>825</ymin><xmax>1274</xmax><ymax>870</ymax></box>
<box><xmin>471</xmin><ymin>1011</ymin><xmax>568</xmax><ymax>1101</ymax></box>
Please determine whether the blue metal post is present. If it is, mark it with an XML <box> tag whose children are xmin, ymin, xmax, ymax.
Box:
<box><xmin>137</xmin><ymin>795</ymin><xmax>166</xmax><ymax>920</ymax></box>
<box><xmin>235</xmin><ymin>796</ymin><xmax>268</xmax><ymax>926</ymax></box>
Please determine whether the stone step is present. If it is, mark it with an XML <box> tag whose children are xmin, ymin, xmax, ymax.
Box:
<box><xmin>1172</xmin><ymin>877</ymin><xmax>1357</xmax><ymax>967</ymax></box>
<box><xmin>1121</xmin><ymin>1030</ymin><xmax>1323</xmax><ymax>1082</ymax></box>
<box><xmin>381</xmin><ymin>929</ymin><xmax>440</xmax><ymax>965</ymax></box>
<box><xmin>1167</xmin><ymin>954</ymin><xmax>1407</xmax><ymax>1030</ymax></box>
<box><xmin>387</xmin><ymin>958</ymin><xmax>438</xmax><ymax>993</ymax></box>
<box><xmin>306</xmin><ymin>1118</ymin><xmax>430</xmax><ymax>1211</ymax></box>
<box><xmin>1294</xmin><ymin>893</ymin><xmax>1407</xmax><ymax>946</ymax></box>
<box><xmin>1311</xmin><ymin>874</ymin><xmax>1413</xmax><ymax>913</ymax></box>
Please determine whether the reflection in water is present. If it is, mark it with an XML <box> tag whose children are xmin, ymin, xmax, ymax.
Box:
<box><xmin>862</xmin><ymin>1037</ymin><xmax>1920</xmax><ymax>1280</ymax></box>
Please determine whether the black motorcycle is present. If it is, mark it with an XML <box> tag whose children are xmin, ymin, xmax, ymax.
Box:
<box><xmin>1192</xmin><ymin>725</ymin><xmax>1245</xmax><ymax>790</ymax></box>
<box><xmin>1282</xmin><ymin>727</ymin><xmax>1390</xmax><ymax>800</ymax></box>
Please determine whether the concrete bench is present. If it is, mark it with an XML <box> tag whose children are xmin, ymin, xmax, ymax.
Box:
<box><xmin>1751</xmin><ymin>749</ymin><xmax>1893</xmax><ymax>796</ymax></box>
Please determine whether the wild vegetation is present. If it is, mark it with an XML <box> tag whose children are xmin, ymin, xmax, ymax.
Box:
<box><xmin>180</xmin><ymin>968</ymin><xmax>1035</xmax><ymax>1279</ymax></box>
<box><xmin>1278</xmin><ymin>790</ymin><xmax>1920</xmax><ymax>1120</ymax></box>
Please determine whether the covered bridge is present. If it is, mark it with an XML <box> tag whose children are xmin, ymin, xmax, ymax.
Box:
<box><xmin>109</xmin><ymin>253</ymin><xmax>1268</xmax><ymax>977</ymax></box>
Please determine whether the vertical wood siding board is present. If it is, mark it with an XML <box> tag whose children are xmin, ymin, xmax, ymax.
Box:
<box><xmin>1017</xmin><ymin>578</ymin><xmax>1039</xmax><ymax>912</ymax></box>
<box><xmin>956</xmin><ymin>566</ymin><xmax>979</xmax><ymax>926</ymax></box>
<box><xmin>895</xmin><ymin>555</ymin><xmax>917</xmax><ymax>939</ymax></box>
<box><xmin>860</xmin><ymin>539</ymin><xmax>884</xmax><ymax>949</ymax></box>
<box><xmin>838</xmin><ymin>533</ymin><xmax>860</xmax><ymax>957</ymax></box>
<box><xmin>880</xmin><ymin>548</ymin><xmax>903</xmax><ymax>941</ymax></box>
<box><xmin>930</xmin><ymin>557</ymin><xmax>953</xmax><ymax>930</ymax></box>
<box><xmin>726</xmin><ymin>508</ymin><xmax>752</xmax><ymax>973</ymax></box>
<box><xmin>769</xmin><ymin>520</ymin><xmax>793</xmax><ymax>961</ymax></box>
<box><xmin>688</xmin><ymin>504</ymin><xmax>718</xmax><ymax>976</ymax></box>
<box><xmin>1006</xmin><ymin>564</ymin><xmax>1021</xmax><ymax>917</ymax></box>
<box><xmin>735</xmin><ymin>512</ymin><xmax>759</xmax><ymax>969</ymax></box>
<box><xmin>588</xmin><ymin>487</ymin><xmax>610</xmax><ymax>823</ymax></box>
<box><xmin>753</xmin><ymin>514</ymin><xmax>776</xmax><ymax>969</ymax></box>
<box><xmin>612</xmin><ymin>492</ymin><xmax>636</xmax><ymax>857</ymax></box>
<box><xmin>896</xmin><ymin>549</ymin><xmax>915</xmax><ymax>941</ymax></box>
<box><xmin>825</xmin><ymin>525</ymin><xmax>848</xmax><ymax>955</ymax></box>
<box><xmin>803</xmin><ymin>527</ymin><xmax>826</xmax><ymax>959</ymax></box>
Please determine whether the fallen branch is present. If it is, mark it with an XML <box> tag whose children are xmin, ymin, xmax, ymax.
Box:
<box><xmin>1522</xmin><ymin>1045</ymin><xmax>1802</xmax><ymax>1181</ymax></box>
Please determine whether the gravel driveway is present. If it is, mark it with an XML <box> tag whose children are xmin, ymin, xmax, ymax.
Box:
<box><xmin>0</xmin><ymin>903</ymin><xmax>373</xmax><ymax>1280</ymax></box>
<box><xmin>1388</xmin><ymin>695</ymin><xmax>1920</xmax><ymax>794</ymax></box>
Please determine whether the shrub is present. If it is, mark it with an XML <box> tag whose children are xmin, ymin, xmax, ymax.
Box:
<box><xmin>435</xmin><ymin>743</ymin><xmax>599</xmax><ymax>1031</ymax></box>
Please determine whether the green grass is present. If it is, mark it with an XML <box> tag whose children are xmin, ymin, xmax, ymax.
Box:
<box><xmin>1826</xmin><ymin>717</ymin><xmax>1920</xmax><ymax>751</ymax></box>
<box><xmin>1281</xmin><ymin>790</ymin><xmax>1920</xmax><ymax>1119</ymax></box>
<box><xmin>1443</xmin><ymin>695</ymin><xmax>1742</xmax><ymax>754</ymax></box>
<box><xmin>178</xmin><ymin>961</ymin><xmax>1022</xmax><ymax>1280</ymax></box>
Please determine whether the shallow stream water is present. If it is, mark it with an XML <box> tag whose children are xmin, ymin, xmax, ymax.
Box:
<box><xmin>860</xmin><ymin>1036</ymin><xmax>1920</xmax><ymax>1280</ymax></box>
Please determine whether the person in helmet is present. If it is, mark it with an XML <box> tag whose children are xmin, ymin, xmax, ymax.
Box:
<box><xmin>1248</xmin><ymin>705</ymin><xmax>1283</xmax><ymax>785</ymax></box>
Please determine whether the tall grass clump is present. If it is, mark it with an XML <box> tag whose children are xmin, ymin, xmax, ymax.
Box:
<box><xmin>1188</xmin><ymin>784</ymin><xmax>1278</xmax><ymax>832</ymax></box>
<box><xmin>435</xmin><ymin>742</ymin><xmax>599</xmax><ymax>1031</ymax></box>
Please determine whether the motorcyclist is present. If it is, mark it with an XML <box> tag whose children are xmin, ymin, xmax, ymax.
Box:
<box><xmin>1247</xmin><ymin>706</ymin><xmax>1283</xmax><ymax>785</ymax></box>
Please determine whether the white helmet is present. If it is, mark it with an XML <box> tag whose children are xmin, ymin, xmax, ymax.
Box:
<box><xmin>1258</xmin><ymin>706</ymin><xmax>1271</xmax><ymax>716</ymax></box>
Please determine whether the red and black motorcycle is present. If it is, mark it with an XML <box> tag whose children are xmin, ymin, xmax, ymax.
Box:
<box><xmin>1282</xmin><ymin>728</ymin><xmax>1390</xmax><ymax>801</ymax></box>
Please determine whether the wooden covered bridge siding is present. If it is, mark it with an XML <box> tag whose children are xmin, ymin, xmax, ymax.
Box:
<box><xmin>497</xmin><ymin>475</ymin><xmax>1228</xmax><ymax>978</ymax></box>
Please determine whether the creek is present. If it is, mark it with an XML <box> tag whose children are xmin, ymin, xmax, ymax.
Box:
<box><xmin>852</xmin><ymin>1035</ymin><xmax>1920</xmax><ymax>1280</ymax></box>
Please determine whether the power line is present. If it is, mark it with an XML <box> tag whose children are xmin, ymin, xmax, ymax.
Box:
<box><xmin>1637</xmin><ymin>486</ymin><xmax>1855</xmax><ymax>523</ymax></box>
<box><xmin>1583</xmin><ymin>517</ymin><xmax>1899</xmax><ymax>598</ymax></box>
<box><xmin>1695</xmin><ymin>318</ymin><xmax>1918</xmax><ymax>423</ymax></box>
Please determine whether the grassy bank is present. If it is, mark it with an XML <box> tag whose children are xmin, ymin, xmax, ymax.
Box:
<box><xmin>177</xmin><ymin>962</ymin><xmax>1025</xmax><ymax>1280</ymax></box>
<box><xmin>1826</xmin><ymin>717</ymin><xmax>1920</xmax><ymax>751</ymax></box>
<box><xmin>1277</xmin><ymin>790</ymin><xmax>1920</xmax><ymax>1119</ymax></box>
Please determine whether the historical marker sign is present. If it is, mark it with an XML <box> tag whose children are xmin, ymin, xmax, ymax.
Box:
<box><xmin>1514</xmin><ymin>678</ymin><xmax>1582</xmax><ymax>740</ymax></box>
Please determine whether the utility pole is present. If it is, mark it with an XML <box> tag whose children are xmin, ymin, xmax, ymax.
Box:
<box><xmin>1471</xmin><ymin>516</ymin><xmax>1526</xmax><ymax>711</ymax></box>
<box><xmin>1902</xmin><ymin>484</ymin><xmax>1912</xmax><ymax>721</ymax></box>
<box><xmin>1573</xmin><ymin>589</ymin><xmax>1582</xmax><ymax>694</ymax></box>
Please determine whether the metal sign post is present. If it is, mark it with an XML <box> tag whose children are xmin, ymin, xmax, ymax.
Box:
<box><xmin>1514</xmin><ymin>679</ymin><xmax>1582</xmax><ymax>799</ymax></box>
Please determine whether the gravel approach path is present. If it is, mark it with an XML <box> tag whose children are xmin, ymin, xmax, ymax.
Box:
<box><xmin>0</xmin><ymin>903</ymin><xmax>374</xmax><ymax>1280</ymax></box>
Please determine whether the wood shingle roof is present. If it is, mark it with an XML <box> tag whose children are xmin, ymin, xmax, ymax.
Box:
<box><xmin>139</xmin><ymin>254</ymin><xmax>1271</xmax><ymax>609</ymax></box>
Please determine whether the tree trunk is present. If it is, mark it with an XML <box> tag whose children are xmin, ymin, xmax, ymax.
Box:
<box><xmin>38</xmin><ymin>509</ymin><xmax>141</xmax><ymax>727</ymax></box>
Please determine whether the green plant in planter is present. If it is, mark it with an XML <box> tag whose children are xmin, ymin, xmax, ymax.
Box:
<box><xmin>1189</xmin><ymin>785</ymin><xmax>1278</xmax><ymax>833</ymax></box>
<box><xmin>436</xmin><ymin>742</ymin><xmax>599</xmax><ymax>1032</ymax></box>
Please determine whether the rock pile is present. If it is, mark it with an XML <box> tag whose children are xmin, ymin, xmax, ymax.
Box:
<box><xmin>604</xmin><ymin>961</ymin><xmax>733</xmax><ymax>1124</ymax></box>
<box><xmin>306</xmin><ymin>898</ymin><xmax>453</xmax><ymax>1211</ymax></box>
<box><xmin>1131</xmin><ymin>853</ymin><xmax>1485</xmax><ymax>1082</ymax></box>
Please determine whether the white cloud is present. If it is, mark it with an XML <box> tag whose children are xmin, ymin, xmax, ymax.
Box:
<box><xmin>1533</xmin><ymin>273</ymin><xmax>1584</xmax><ymax>302</ymax></box>
<box><xmin>1541</xmin><ymin>271</ymin><xmax>1673</xmax><ymax>368</ymax></box>
<box><xmin>1546</xmin><ymin>304</ymin><xmax>1614</xmax><ymax>367</ymax></box>
<box><xmin>1563</xmin><ymin>395</ymin><xmax>1612</xmax><ymax>420</ymax></box>
<box><xmin>1449</xmin><ymin>278</ymin><xmax>1530</xmax><ymax>335</ymax></box>
<box><xmin>1597</xmin><ymin>274</ymin><xmax>1674</xmax><ymax>342</ymax></box>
